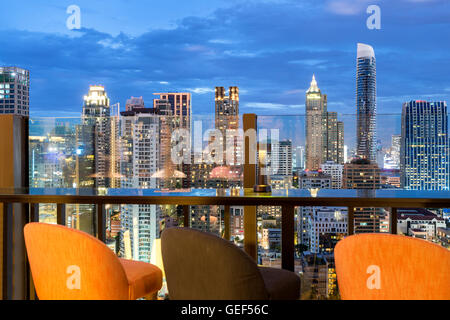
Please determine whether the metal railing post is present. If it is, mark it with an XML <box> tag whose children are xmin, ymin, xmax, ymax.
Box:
<box><xmin>224</xmin><ymin>205</ymin><xmax>231</xmax><ymax>241</ymax></box>
<box><xmin>390</xmin><ymin>207</ymin><xmax>398</xmax><ymax>235</ymax></box>
<box><xmin>282</xmin><ymin>205</ymin><xmax>295</xmax><ymax>272</ymax></box>
<box><xmin>57</xmin><ymin>204</ymin><xmax>66</xmax><ymax>226</ymax></box>
<box><xmin>183</xmin><ymin>205</ymin><xmax>190</xmax><ymax>228</ymax></box>
<box><xmin>96</xmin><ymin>204</ymin><xmax>106</xmax><ymax>242</ymax></box>
<box><xmin>347</xmin><ymin>207</ymin><xmax>354</xmax><ymax>235</ymax></box>
<box><xmin>2</xmin><ymin>203</ymin><xmax>13</xmax><ymax>300</ymax></box>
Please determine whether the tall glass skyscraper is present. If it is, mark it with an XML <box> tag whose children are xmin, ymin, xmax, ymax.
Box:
<box><xmin>401</xmin><ymin>100</ymin><xmax>449</xmax><ymax>190</ymax></box>
<box><xmin>356</xmin><ymin>43</ymin><xmax>377</xmax><ymax>162</ymax></box>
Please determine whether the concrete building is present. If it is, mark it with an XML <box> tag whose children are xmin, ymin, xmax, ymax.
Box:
<box><xmin>299</xmin><ymin>171</ymin><xmax>332</xmax><ymax>189</ymax></box>
<box><xmin>320</xmin><ymin>161</ymin><xmax>343</xmax><ymax>189</ymax></box>
<box><xmin>307</xmin><ymin>207</ymin><xmax>347</xmax><ymax>254</ymax></box>
<box><xmin>397</xmin><ymin>208</ymin><xmax>446</xmax><ymax>241</ymax></box>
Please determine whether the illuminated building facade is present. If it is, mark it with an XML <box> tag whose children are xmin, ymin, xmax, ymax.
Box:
<box><xmin>305</xmin><ymin>75</ymin><xmax>326</xmax><ymax>170</ymax></box>
<box><xmin>0</xmin><ymin>66</ymin><xmax>29</xmax><ymax>116</ymax></box>
<box><xmin>400</xmin><ymin>101</ymin><xmax>449</xmax><ymax>190</ymax></box>
<box><xmin>214</xmin><ymin>86</ymin><xmax>241</xmax><ymax>168</ymax></box>
<box><xmin>343</xmin><ymin>158</ymin><xmax>382</xmax><ymax>233</ymax></box>
<box><xmin>82</xmin><ymin>85</ymin><xmax>112</xmax><ymax>188</ymax></box>
<box><xmin>306</xmin><ymin>207</ymin><xmax>347</xmax><ymax>254</ymax></box>
<box><xmin>153</xmin><ymin>92</ymin><xmax>191</xmax><ymax>129</ymax></box>
<box><xmin>119</xmin><ymin>107</ymin><xmax>161</xmax><ymax>263</ymax></box>
<box><xmin>305</xmin><ymin>75</ymin><xmax>344</xmax><ymax>170</ymax></box>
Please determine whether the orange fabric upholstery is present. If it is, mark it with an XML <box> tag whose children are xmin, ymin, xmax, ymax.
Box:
<box><xmin>24</xmin><ymin>222</ymin><xmax>162</xmax><ymax>300</ymax></box>
<box><xmin>119</xmin><ymin>258</ymin><xmax>162</xmax><ymax>300</ymax></box>
<box><xmin>334</xmin><ymin>233</ymin><xmax>450</xmax><ymax>300</ymax></box>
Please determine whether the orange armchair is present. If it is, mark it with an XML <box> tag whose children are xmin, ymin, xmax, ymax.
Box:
<box><xmin>334</xmin><ymin>233</ymin><xmax>450</xmax><ymax>300</ymax></box>
<box><xmin>24</xmin><ymin>222</ymin><xmax>162</xmax><ymax>300</ymax></box>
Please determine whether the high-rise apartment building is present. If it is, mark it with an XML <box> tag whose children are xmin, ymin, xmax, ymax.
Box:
<box><xmin>274</xmin><ymin>140</ymin><xmax>292</xmax><ymax>176</ymax></box>
<box><xmin>153</xmin><ymin>92</ymin><xmax>191</xmax><ymax>129</ymax></box>
<box><xmin>356</xmin><ymin>43</ymin><xmax>377</xmax><ymax>162</ymax></box>
<box><xmin>325</xmin><ymin>112</ymin><xmax>344</xmax><ymax>164</ymax></box>
<box><xmin>214</xmin><ymin>86</ymin><xmax>240</xmax><ymax>167</ymax></box>
<box><xmin>0</xmin><ymin>67</ymin><xmax>29</xmax><ymax>116</ymax></box>
<box><xmin>153</xmin><ymin>93</ymin><xmax>191</xmax><ymax>188</ymax></box>
<box><xmin>401</xmin><ymin>101</ymin><xmax>449</xmax><ymax>190</ymax></box>
<box><xmin>293</xmin><ymin>146</ymin><xmax>305</xmax><ymax>171</ymax></box>
<box><xmin>119</xmin><ymin>106</ymin><xmax>161</xmax><ymax>262</ymax></box>
<box><xmin>343</xmin><ymin>158</ymin><xmax>382</xmax><ymax>233</ymax></box>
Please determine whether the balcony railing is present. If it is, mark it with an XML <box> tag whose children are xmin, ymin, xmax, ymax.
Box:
<box><xmin>2</xmin><ymin>187</ymin><xmax>450</xmax><ymax>300</ymax></box>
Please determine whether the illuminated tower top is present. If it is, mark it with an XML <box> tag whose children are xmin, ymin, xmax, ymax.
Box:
<box><xmin>82</xmin><ymin>85</ymin><xmax>110</xmax><ymax>119</ymax></box>
<box><xmin>306</xmin><ymin>74</ymin><xmax>320</xmax><ymax>94</ymax></box>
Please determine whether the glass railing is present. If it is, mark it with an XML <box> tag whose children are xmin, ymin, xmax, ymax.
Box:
<box><xmin>28</xmin><ymin>113</ymin><xmax>450</xmax><ymax>300</ymax></box>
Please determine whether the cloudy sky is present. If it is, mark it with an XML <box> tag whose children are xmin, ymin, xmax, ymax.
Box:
<box><xmin>1</xmin><ymin>0</ymin><xmax>449</xmax><ymax>128</ymax></box>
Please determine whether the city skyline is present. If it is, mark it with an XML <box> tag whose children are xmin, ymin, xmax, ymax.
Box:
<box><xmin>0</xmin><ymin>0</ymin><xmax>449</xmax><ymax>118</ymax></box>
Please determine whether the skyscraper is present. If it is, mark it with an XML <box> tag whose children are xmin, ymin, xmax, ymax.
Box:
<box><xmin>324</xmin><ymin>112</ymin><xmax>345</xmax><ymax>165</ymax></box>
<box><xmin>390</xmin><ymin>134</ymin><xmax>401</xmax><ymax>169</ymax></box>
<box><xmin>305</xmin><ymin>75</ymin><xmax>344</xmax><ymax>170</ymax></box>
<box><xmin>153</xmin><ymin>92</ymin><xmax>191</xmax><ymax>188</ymax></box>
<box><xmin>0</xmin><ymin>67</ymin><xmax>30</xmax><ymax>116</ymax></box>
<box><xmin>271</xmin><ymin>140</ymin><xmax>292</xmax><ymax>176</ymax></box>
<box><xmin>401</xmin><ymin>101</ymin><xmax>449</xmax><ymax>190</ymax></box>
<box><xmin>306</xmin><ymin>75</ymin><xmax>327</xmax><ymax>170</ymax></box>
<box><xmin>293</xmin><ymin>146</ymin><xmax>305</xmax><ymax>171</ymax></box>
<box><xmin>343</xmin><ymin>158</ymin><xmax>382</xmax><ymax>233</ymax></box>
<box><xmin>214</xmin><ymin>86</ymin><xmax>240</xmax><ymax>167</ymax></box>
<box><xmin>153</xmin><ymin>92</ymin><xmax>191</xmax><ymax>129</ymax></box>
<box><xmin>356</xmin><ymin>43</ymin><xmax>377</xmax><ymax>162</ymax></box>
<box><xmin>119</xmin><ymin>106</ymin><xmax>161</xmax><ymax>262</ymax></box>
<box><xmin>82</xmin><ymin>85</ymin><xmax>112</xmax><ymax>188</ymax></box>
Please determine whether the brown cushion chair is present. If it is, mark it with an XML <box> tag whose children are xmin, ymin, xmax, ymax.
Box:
<box><xmin>161</xmin><ymin>227</ymin><xmax>300</xmax><ymax>300</ymax></box>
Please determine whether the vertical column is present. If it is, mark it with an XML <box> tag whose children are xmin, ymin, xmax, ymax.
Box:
<box><xmin>27</xmin><ymin>204</ymin><xmax>39</xmax><ymax>300</ymax></box>
<box><xmin>243</xmin><ymin>114</ymin><xmax>257</xmax><ymax>261</ymax></box>
<box><xmin>281</xmin><ymin>205</ymin><xmax>295</xmax><ymax>271</ymax></box>
<box><xmin>57</xmin><ymin>204</ymin><xmax>66</xmax><ymax>226</ymax></box>
<box><xmin>347</xmin><ymin>207</ymin><xmax>354</xmax><ymax>235</ymax></box>
<box><xmin>183</xmin><ymin>205</ymin><xmax>190</xmax><ymax>228</ymax></box>
<box><xmin>0</xmin><ymin>115</ymin><xmax>29</xmax><ymax>300</ymax></box>
<box><xmin>390</xmin><ymin>207</ymin><xmax>398</xmax><ymax>235</ymax></box>
<box><xmin>96</xmin><ymin>203</ymin><xmax>106</xmax><ymax>242</ymax></box>
<box><xmin>223</xmin><ymin>205</ymin><xmax>230</xmax><ymax>241</ymax></box>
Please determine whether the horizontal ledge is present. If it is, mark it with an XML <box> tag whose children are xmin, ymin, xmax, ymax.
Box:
<box><xmin>0</xmin><ymin>194</ymin><xmax>449</xmax><ymax>208</ymax></box>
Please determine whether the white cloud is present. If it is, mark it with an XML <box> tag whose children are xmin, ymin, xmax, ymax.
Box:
<box><xmin>288</xmin><ymin>59</ymin><xmax>328</xmax><ymax>66</ymax></box>
<box><xmin>97</xmin><ymin>38</ymin><xmax>124</xmax><ymax>49</ymax></box>
<box><xmin>325</xmin><ymin>0</ymin><xmax>373</xmax><ymax>16</ymax></box>
<box><xmin>159</xmin><ymin>81</ymin><xmax>170</xmax><ymax>85</ymax></box>
<box><xmin>208</xmin><ymin>39</ymin><xmax>235</xmax><ymax>44</ymax></box>
<box><xmin>184</xmin><ymin>87</ymin><xmax>214</xmax><ymax>94</ymax></box>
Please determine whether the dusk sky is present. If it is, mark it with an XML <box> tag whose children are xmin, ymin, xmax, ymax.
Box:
<box><xmin>1</xmin><ymin>0</ymin><xmax>449</xmax><ymax>122</ymax></box>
